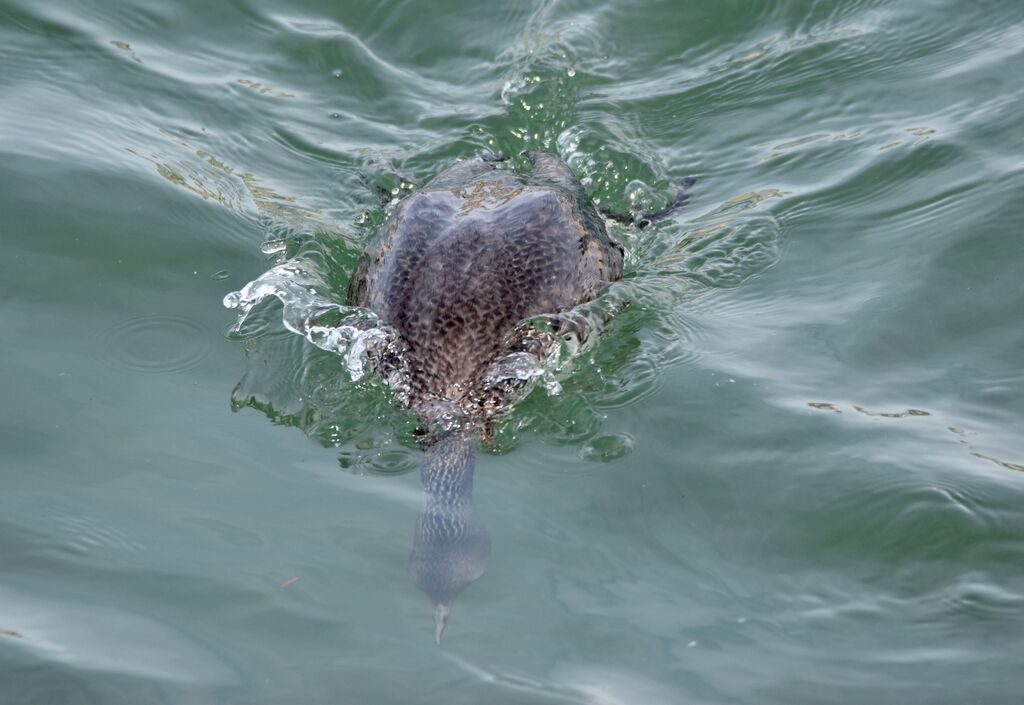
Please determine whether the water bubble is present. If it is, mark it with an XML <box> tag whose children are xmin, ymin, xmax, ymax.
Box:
<box><xmin>567</xmin><ymin>67</ymin><xmax>576</xmax><ymax>77</ymax></box>
<box><xmin>260</xmin><ymin>239</ymin><xmax>287</xmax><ymax>255</ymax></box>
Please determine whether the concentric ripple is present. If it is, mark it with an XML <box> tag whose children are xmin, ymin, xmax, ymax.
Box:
<box><xmin>100</xmin><ymin>314</ymin><xmax>211</xmax><ymax>375</ymax></box>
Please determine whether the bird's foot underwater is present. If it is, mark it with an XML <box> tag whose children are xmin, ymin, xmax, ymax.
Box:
<box><xmin>601</xmin><ymin>175</ymin><xmax>698</xmax><ymax>228</ymax></box>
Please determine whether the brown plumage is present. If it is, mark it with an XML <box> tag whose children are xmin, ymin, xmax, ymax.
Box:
<box><xmin>348</xmin><ymin>150</ymin><xmax>623</xmax><ymax>420</ymax></box>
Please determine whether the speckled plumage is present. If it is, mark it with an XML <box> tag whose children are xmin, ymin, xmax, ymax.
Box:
<box><xmin>348</xmin><ymin>151</ymin><xmax>623</xmax><ymax>418</ymax></box>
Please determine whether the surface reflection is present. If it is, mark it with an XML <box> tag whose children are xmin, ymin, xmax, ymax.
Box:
<box><xmin>409</xmin><ymin>430</ymin><xmax>490</xmax><ymax>643</ymax></box>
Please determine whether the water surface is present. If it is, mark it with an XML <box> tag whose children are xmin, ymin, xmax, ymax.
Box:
<box><xmin>2</xmin><ymin>0</ymin><xmax>1023</xmax><ymax>703</ymax></box>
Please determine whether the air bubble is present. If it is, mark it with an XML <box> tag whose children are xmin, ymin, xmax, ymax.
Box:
<box><xmin>260</xmin><ymin>239</ymin><xmax>287</xmax><ymax>255</ymax></box>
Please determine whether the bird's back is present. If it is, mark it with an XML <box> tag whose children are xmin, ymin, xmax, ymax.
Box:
<box><xmin>348</xmin><ymin>154</ymin><xmax>622</xmax><ymax>413</ymax></box>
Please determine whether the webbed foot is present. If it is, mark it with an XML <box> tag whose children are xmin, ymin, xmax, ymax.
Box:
<box><xmin>601</xmin><ymin>176</ymin><xmax>697</xmax><ymax>228</ymax></box>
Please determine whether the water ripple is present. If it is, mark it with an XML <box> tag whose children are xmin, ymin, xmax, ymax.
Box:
<box><xmin>100</xmin><ymin>314</ymin><xmax>211</xmax><ymax>375</ymax></box>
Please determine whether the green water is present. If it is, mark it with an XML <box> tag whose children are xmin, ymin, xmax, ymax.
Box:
<box><xmin>3</xmin><ymin>0</ymin><xmax>1023</xmax><ymax>702</ymax></box>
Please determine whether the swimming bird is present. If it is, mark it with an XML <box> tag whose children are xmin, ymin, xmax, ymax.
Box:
<box><xmin>347</xmin><ymin>151</ymin><xmax>625</xmax><ymax>641</ymax></box>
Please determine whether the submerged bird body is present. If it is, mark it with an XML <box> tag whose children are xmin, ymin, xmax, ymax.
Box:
<box><xmin>347</xmin><ymin>152</ymin><xmax>623</xmax><ymax>640</ymax></box>
<box><xmin>348</xmin><ymin>151</ymin><xmax>623</xmax><ymax>418</ymax></box>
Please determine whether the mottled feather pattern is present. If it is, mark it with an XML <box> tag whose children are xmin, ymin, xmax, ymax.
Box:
<box><xmin>348</xmin><ymin>152</ymin><xmax>622</xmax><ymax>418</ymax></box>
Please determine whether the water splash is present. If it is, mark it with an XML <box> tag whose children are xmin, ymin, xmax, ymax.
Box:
<box><xmin>222</xmin><ymin>250</ymin><xmax>613</xmax><ymax>421</ymax></box>
<box><xmin>223</xmin><ymin>260</ymin><xmax>398</xmax><ymax>383</ymax></box>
